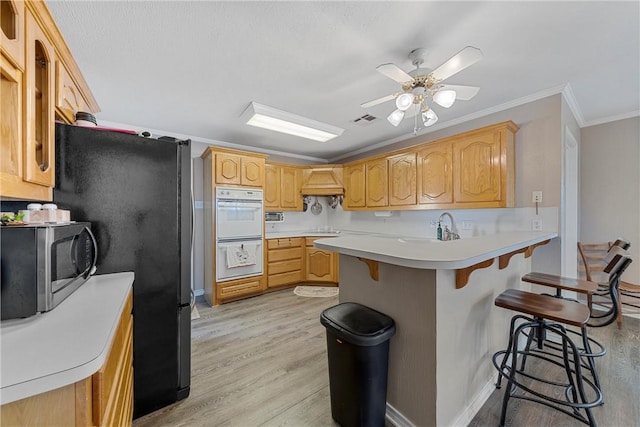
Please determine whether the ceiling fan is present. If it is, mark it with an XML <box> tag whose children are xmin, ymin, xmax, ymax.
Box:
<box><xmin>361</xmin><ymin>46</ymin><xmax>483</xmax><ymax>130</ymax></box>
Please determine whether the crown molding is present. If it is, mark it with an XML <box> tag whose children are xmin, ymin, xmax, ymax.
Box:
<box><xmin>97</xmin><ymin>120</ymin><xmax>329</xmax><ymax>163</ymax></box>
<box><xmin>330</xmin><ymin>85</ymin><xmax>568</xmax><ymax>163</ymax></box>
<box><xmin>583</xmin><ymin>110</ymin><xmax>640</xmax><ymax>128</ymax></box>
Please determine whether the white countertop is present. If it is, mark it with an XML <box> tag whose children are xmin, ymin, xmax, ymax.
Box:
<box><xmin>313</xmin><ymin>231</ymin><xmax>558</xmax><ymax>269</ymax></box>
<box><xmin>0</xmin><ymin>272</ymin><xmax>134</xmax><ymax>405</ymax></box>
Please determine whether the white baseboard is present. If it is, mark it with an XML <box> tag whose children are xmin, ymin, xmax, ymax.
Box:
<box><xmin>193</xmin><ymin>288</ymin><xmax>204</xmax><ymax>297</ymax></box>
<box><xmin>386</xmin><ymin>402</ymin><xmax>415</xmax><ymax>427</ymax></box>
<box><xmin>449</xmin><ymin>378</ymin><xmax>496</xmax><ymax>427</ymax></box>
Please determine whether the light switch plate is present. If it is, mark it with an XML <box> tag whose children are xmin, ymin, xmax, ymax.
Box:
<box><xmin>532</xmin><ymin>191</ymin><xmax>543</xmax><ymax>203</ymax></box>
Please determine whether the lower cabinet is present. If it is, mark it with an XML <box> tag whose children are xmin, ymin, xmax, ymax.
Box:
<box><xmin>0</xmin><ymin>290</ymin><xmax>133</xmax><ymax>427</ymax></box>
<box><xmin>267</xmin><ymin>238</ymin><xmax>304</xmax><ymax>288</ymax></box>
<box><xmin>216</xmin><ymin>275</ymin><xmax>265</xmax><ymax>302</ymax></box>
<box><xmin>305</xmin><ymin>238</ymin><xmax>338</xmax><ymax>283</ymax></box>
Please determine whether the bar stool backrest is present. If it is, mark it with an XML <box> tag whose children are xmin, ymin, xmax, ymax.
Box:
<box><xmin>610</xmin><ymin>238</ymin><xmax>631</xmax><ymax>251</ymax></box>
<box><xmin>578</xmin><ymin>239</ymin><xmax>632</xmax><ymax>283</ymax></box>
<box><xmin>589</xmin><ymin>247</ymin><xmax>633</xmax><ymax>327</ymax></box>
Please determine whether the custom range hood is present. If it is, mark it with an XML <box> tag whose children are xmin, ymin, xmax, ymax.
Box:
<box><xmin>301</xmin><ymin>166</ymin><xmax>344</xmax><ymax>196</ymax></box>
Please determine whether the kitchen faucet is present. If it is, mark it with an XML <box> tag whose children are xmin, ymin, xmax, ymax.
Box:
<box><xmin>437</xmin><ymin>212</ymin><xmax>460</xmax><ymax>241</ymax></box>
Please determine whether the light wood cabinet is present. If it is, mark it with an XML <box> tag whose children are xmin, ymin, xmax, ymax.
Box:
<box><xmin>202</xmin><ymin>146</ymin><xmax>268</xmax><ymax>306</ymax></box>
<box><xmin>343</xmin><ymin>162</ymin><xmax>366</xmax><ymax>208</ymax></box>
<box><xmin>342</xmin><ymin>121</ymin><xmax>517</xmax><ymax>211</ymax></box>
<box><xmin>91</xmin><ymin>289</ymin><xmax>134</xmax><ymax>426</ymax></box>
<box><xmin>215</xmin><ymin>152</ymin><xmax>265</xmax><ymax>188</ymax></box>
<box><xmin>366</xmin><ymin>158</ymin><xmax>388</xmax><ymax>207</ymax></box>
<box><xmin>55</xmin><ymin>60</ymin><xmax>89</xmax><ymax>124</ymax></box>
<box><xmin>280</xmin><ymin>166</ymin><xmax>302</xmax><ymax>209</ymax></box>
<box><xmin>264</xmin><ymin>164</ymin><xmax>280</xmax><ymax>209</ymax></box>
<box><xmin>452</xmin><ymin>122</ymin><xmax>516</xmax><ymax>207</ymax></box>
<box><xmin>216</xmin><ymin>275</ymin><xmax>265</xmax><ymax>301</ymax></box>
<box><xmin>300</xmin><ymin>165</ymin><xmax>344</xmax><ymax>195</ymax></box>
<box><xmin>305</xmin><ymin>237</ymin><xmax>338</xmax><ymax>283</ymax></box>
<box><xmin>0</xmin><ymin>290</ymin><xmax>133</xmax><ymax>427</ymax></box>
<box><xmin>0</xmin><ymin>0</ymin><xmax>98</xmax><ymax>201</ymax></box>
<box><xmin>417</xmin><ymin>142</ymin><xmax>453</xmax><ymax>205</ymax></box>
<box><xmin>24</xmin><ymin>7</ymin><xmax>55</xmax><ymax>189</ymax></box>
<box><xmin>1</xmin><ymin>0</ymin><xmax>25</xmax><ymax>70</ymax></box>
<box><xmin>267</xmin><ymin>238</ymin><xmax>304</xmax><ymax>288</ymax></box>
<box><xmin>388</xmin><ymin>153</ymin><xmax>416</xmax><ymax>206</ymax></box>
<box><xmin>264</xmin><ymin>163</ymin><xmax>302</xmax><ymax>211</ymax></box>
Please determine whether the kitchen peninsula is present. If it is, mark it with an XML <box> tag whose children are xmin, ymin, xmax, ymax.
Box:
<box><xmin>315</xmin><ymin>231</ymin><xmax>557</xmax><ymax>426</ymax></box>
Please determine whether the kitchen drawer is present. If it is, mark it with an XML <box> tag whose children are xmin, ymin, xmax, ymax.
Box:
<box><xmin>268</xmin><ymin>247</ymin><xmax>303</xmax><ymax>262</ymax></box>
<box><xmin>268</xmin><ymin>270</ymin><xmax>303</xmax><ymax>288</ymax></box>
<box><xmin>267</xmin><ymin>238</ymin><xmax>303</xmax><ymax>249</ymax></box>
<box><xmin>268</xmin><ymin>259</ymin><xmax>303</xmax><ymax>275</ymax></box>
<box><xmin>217</xmin><ymin>276</ymin><xmax>263</xmax><ymax>300</ymax></box>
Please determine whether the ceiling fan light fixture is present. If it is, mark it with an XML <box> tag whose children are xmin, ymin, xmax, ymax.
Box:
<box><xmin>395</xmin><ymin>93</ymin><xmax>414</xmax><ymax>111</ymax></box>
<box><xmin>422</xmin><ymin>109</ymin><xmax>438</xmax><ymax>127</ymax></box>
<box><xmin>387</xmin><ymin>109</ymin><xmax>405</xmax><ymax>127</ymax></box>
<box><xmin>433</xmin><ymin>90</ymin><xmax>457</xmax><ymax>108</ymax></box>
<box><xmin>241</xmin><ymin>102</ymin><xmax>344</xmax><ymax>142</ymax></box>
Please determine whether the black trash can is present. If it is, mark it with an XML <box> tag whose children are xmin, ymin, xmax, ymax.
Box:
<box><xmin>320</xmin><ymin>302</ymin><xmax>396</xmax><ymax>427</ymax></box>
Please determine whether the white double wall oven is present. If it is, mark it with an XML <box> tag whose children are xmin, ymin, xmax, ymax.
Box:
<box><xmin>215</xmin><ymin>187</ymin><xmax>264</xmax><ymax>282</ymax></box>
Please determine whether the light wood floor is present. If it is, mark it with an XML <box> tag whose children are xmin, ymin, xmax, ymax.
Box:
<box><xmin>134</xmin><ymin>289</ymin><xmax>640</xmax><ymax>427</ymax></box>
<box><xmin>469</xmin><ymin>315</ymin><xmax>640</xmax><ymax>427</ymax></box>
<box><xmin>133</xmin><ymin>288</ymin><xmax>340</xmax><ymax>427</ymax></box>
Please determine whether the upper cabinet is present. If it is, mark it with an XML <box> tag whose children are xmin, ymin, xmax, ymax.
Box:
<box><xmin>365</xmin><ymin>158</ymin><xmax>388</xmax><ymax>207</ymax></box>
<box><xmin>55</xmin><ymin>60</ymin><xmax>89</xmax><ymax>124</ymax></box>
<box><xmin>452</xmin><ymin>122</ymin><xmax>517</xmax><ymax>208</ymax></box>
<box><xmin>342</xmin><ymin>121</ymin><xmax>518</xmax><ymax>211</ymax></box>
<box><xmin>388</xmin><ymin>153</ymin><xmax>416</xmax><ymax>206</ymax></box>
<box><xmin>0</xmin><ymin>0</ymin><xmax>99</xmax><ymax>201</ymax></box>
<box><xmin>343</xmin><ymin>161</ymin><xmax>366</xmax><ymax>209</ymax></box>
<box><xmin>417</xmin><ymin>142</ymin><xmax>453</xmax><ymax>206</ymax></box>
<box><xmin>265</xmin><ymin>162</ymin><xmax>302</xmax><ymax>211</ymax></box>
<box><xmin>1</xmin><ymin>0</ymin><xmax>25</xmax><ymax>69</ymax></box>
<box><xmin>215</xmin><ymin>151</ymin><xmax>265</xmax><ymax>188</ymax></box>
<box><xmin>24</xmin><ymin>7</ymin><xmax>55</xmax><ymax>188</ymax></box>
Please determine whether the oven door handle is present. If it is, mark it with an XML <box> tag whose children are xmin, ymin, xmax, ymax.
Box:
<box><xmin>216</xmin><ymin>201</ymin><xmax>263</xmax><ymax>209</ymax></box>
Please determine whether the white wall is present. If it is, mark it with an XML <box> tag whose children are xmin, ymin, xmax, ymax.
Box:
<box><xmin>580</xmin><ymin>117</ymin><xmax>640</xmax><ymax>283</ymax></box>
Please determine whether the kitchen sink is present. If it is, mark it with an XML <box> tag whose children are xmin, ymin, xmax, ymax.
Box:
<box><xmin>396</xmin><ymin>237</ymin><xmax>440</xmax><ymax>243</ymax></box>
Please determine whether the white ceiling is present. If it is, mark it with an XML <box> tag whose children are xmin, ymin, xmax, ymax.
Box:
<box><xmin>47</xmin><ymin>1</ymin><xmax>639</xmax><ymax>162</ymax></box>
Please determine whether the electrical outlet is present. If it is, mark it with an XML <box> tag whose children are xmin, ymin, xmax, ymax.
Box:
<box><xmin>532</xmin><ymin>191</ymin><xmax>543</xmax><ymax>203</ymax></box>
<box><xmin>461</xmin><ymin>221</ymin><xmax>473</xmax><ymax>230</ymax></box>
<box><xmin>532</xmin><ymin>219</ymin><xmax>543</xmax><ymax>231</ymax></box>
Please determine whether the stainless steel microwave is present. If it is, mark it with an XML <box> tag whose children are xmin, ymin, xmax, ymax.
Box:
<box><xmin>1</xmin><ymin>222</ymin><xmax>97</xmax><ymax>320</ymax></box>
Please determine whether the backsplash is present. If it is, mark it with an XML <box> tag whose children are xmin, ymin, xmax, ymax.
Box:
<box><xmin>265</xmin><ymin>197</ymin><xmax>333</xmax><ymax>233</ymax></box>
<box><xmin>328</xmin><ymin>206</ymin><xmax>559</xmax><ymax>238</ymax></box>
<box><xmin>266</xmin><ymin>196</ymin><xmax>559</xmax><ymax>238</ymax></box>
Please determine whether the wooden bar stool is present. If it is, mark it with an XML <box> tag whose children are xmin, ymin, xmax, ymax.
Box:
<box><xmin>578</xmin><ymin>239</ymin><xmax>631</xmax><ymax>327</ymax></box>
<box><xmin>493</xmin><ymin>289</ymin><xmax>602</xmax><ymax>426</ymax></box>
<box><xmin>520</xmin><ymin>249</ymin><xmax>632</xmax><ymax>395</ymax></box>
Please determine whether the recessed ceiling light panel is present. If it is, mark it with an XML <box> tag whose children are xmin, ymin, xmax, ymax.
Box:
<box><xmin>241</xmin><ymin>102</ymin><xmax>344</xmax><ymax>142</ymax></box>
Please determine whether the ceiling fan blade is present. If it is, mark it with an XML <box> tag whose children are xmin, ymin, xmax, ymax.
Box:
<box><xmin>430</xmin><ymin>47</ymin><xmax>483</xmax><ymax>82</ymax></box>
<box><xmin>440</xmin><ymin>84</ymin><xmax>480</xmax><ymax>100</ymax></box>
<box><xmin>376</xmin><ymin>63</ymin><xmax>413</xmax><ymax>83</ymax></box>
<box><xmin>360</xmin><ymin>93</ymin><xmax>396</xmax><ymax>109</ymax></box>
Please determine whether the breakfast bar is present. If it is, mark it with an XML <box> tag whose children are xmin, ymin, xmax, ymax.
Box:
<box><xmin>315</xmin><ymin>231</ymin><xmax>557</xmax><ymax>426</ymax></box>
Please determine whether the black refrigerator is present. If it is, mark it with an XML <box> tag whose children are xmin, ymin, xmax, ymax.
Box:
<box><xmin>54</xmin><ymin>123</ymin><xmax>191</xmax><ymax>418</ymax></box>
